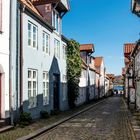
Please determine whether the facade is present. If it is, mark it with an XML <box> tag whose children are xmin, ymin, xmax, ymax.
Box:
<box><xmin>89</xmin><ymin>56</ymin><xmax>96</xmax><ymax>100</ymax></box>
<box><xmin>105</xmin><ymin>75</ymin><xmax>110</xmax><ymax>97</ymax></box>
<box><xmin>131</xmin><ymin>41</ymin><xmax>140</xmax><ymax>109</ymax></box>
<box><xmin>94</xmin><ymin>57</ymin><xmax>105</xmax><ymax>98</ymax></box>
<box><xmin>95</xmin><ymin>70</ymin><xmax>100</xmax><ymax>99</ymax></box>
<box><xmin>123</xmin><ymin>44</ymin><xmax>135</xmax><ymax>106</ymax></box>
<box><xmin>16</xmin><ymin>0</ymin><xmax>69</xmax><ymax>119</ymax></box>
<box><xmin>0</xmin><ymin>0</ymin><xmax>10</xmax><ymax>119</ymax></box>
<box><xmin>76</xmin><ymin>60</ymin><xmax>88</xmax><ymax>105</ymax></box>
<box><xmin>79</xmin><ymin>44</ymin><xmax>95</xmax><ymax>103</ymax></box>
<box><xmin>0</xmin><ymin>0</ymin><xmax>17</xmax><ymax>121</ymax></box>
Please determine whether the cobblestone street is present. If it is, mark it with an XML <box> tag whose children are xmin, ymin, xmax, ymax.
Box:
<box><xmin>33</xmin><ymin>97</ymin><xmax>135</xmax><ymax>140</ymax></box>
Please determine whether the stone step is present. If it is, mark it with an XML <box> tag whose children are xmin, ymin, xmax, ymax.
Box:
<box><xmin>0</xmin><ymin>119</ymin><xmax>5</xmax><ymax>128</ymax></box>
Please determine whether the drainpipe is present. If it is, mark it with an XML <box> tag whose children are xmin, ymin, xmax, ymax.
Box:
<box><xmin>19</xmin><ymin>4</ymin><xmax>25</xmax><ymax>113</ymax></box>
<box><xmin>9</xmin><ymin>0</ymin><xmax>15</xmax><ymax>125</ymax></box>
<box><xmin>9</xmin><ymin>0</ymin><xmax>17</xmax><ymax>125</ymax></box>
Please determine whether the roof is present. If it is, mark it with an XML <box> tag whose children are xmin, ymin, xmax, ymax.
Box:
<box><xmin>106</xmin><ymin>74</ymin><xmax>115</xmax><ymax>79</ymax></box>
<box><xmin>94</xmin><ymin>57</ymin><xmax>103</xmax><ymax>67</ymax></box>
<box><xmin>80</xmin><ymin>44</ymin><xmax>94</xmax><ymax>53</ymax></box>
<box><xmin>20</xmin><ymin>0</ymin><xmax>41</xmax><ymax>16</ymax></box>
<box><xmin>124</xmin><ymin>43</ymin><xmax>135</xmax><ymax>54</ymax></box>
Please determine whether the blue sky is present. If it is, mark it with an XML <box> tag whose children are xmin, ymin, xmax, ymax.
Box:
<box><xmin>62</xmin><ymin>0</ymin><xmax>140</xmax><ymax>75</ymax></box>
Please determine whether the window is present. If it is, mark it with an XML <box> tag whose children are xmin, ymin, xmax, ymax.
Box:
<box><xmin>28</xmin><ymin>22</ymin><xmax>38</xmax><ymax>48</ymax></box>
<box><xmin>0</xmin><ymin>0</ymin><xmax>2</xmax><ymax>32</ymax></box>
<box><xmin>53</xmin><ymin>11</ymin><xmax>60</xmax><ymax>33</ymax></box>
<box><xmin>54</xmin><ymin>39</ymin><xmax>60</xmax><ymax>58</ymax></box>
<box><xmin>43</xmin><ymin>72</ymin><xmax>49</xmax><ymax>105</ymax></box>
<box><xmin>63</xmin><ymin>45</ymin><xmax>66</xmax><ymax>59</ymax></box>
<box><xmin>42</xmin><ymin>32</ymin><xmax>50</xmax><ymax>54</ymax></box>
<box><xmin>28</xmin><ymin>69</ymin><xmax>37</xmax><ymax>108</ymax></box>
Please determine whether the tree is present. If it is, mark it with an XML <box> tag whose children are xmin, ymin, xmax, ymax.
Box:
<box><xmin>67</xmin><ymin>39</ymin><xmax>82</xmax><ymax>108</ymax></box>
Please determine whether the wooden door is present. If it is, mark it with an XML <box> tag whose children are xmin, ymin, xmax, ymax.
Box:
<box><xmin>53</xmin><ymin>74</ymin><xmax>59</xmax><ymax>110</ymax></box>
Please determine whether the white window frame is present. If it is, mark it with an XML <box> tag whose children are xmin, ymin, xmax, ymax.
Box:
<box><xmin>28</xmin><ymin>69</ymin><xmax>38</xmax><ymax>108</ymax></box>
<box><xmin>54</xmin><ymin>39</ymin><xmax>60</xmax><ymax>58</ymax></box>
<box><xmin>28</xmin><ymin>21</ymin><xmax>38</xmax><ymax>49</ymax></box>
<box><xmin>42</xmin><ymin>31</ymin><xmax>50</xmax><ymax>54</ymax></box>
<box><xmin>52</xmin><ymin>10</ymin><xmax>60</xmax><ymax>33</ymax></box>
<box><xmin>43</xmin><ymin>71</ymin><xmax>49</xmax><ymax>105</ymax></box>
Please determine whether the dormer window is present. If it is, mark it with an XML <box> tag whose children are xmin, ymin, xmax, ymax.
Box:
<box><xmin>53</xmin><ymin>11</ymin><xmax>60</xmax><ymax>33</ymax></box>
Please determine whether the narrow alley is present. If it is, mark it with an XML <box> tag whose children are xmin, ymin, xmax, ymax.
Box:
<box><xmin>33</xmin><ymin>96</ymin><xmax>135</xmax><ymax>140</ymax></box>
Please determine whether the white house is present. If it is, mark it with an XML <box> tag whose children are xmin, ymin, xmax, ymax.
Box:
<box><xmin>89</xmin><ymin>56</ymin><xmax>96</xmax><ymax>100</ymax></box>
<box><xmin>17</xmin><ymin>0</ymin><xmax>69</xmax><ymax>119</ymax></box>
<box><xmin>76</xmin><ymin>59</ymin><xmax>88</xmax><ymax>106</ymax></box>
<box><xmin>105</xmin><ymin>75</ymin><xmax>110</xmax><ymax>97</ymax></box>
<box><xmin>94</xmin><ymin>57</ymin><xmax>105</xmax><ymax>98</ymax></box>
<box><xmin>0</xmin><ymin>0</ymin><xmax>10</xmax><ymax>120</ymax></box>
<box><xmin>0</xmin><ymin>0</ymin><xmax>17</xmax><ymax>124</ymax></box>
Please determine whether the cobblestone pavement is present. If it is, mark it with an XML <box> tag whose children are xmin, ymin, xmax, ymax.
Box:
<box><xmin>33</xmin><ymin>97</ymin><xmax>135</xmax><ymax>140</ymax></box>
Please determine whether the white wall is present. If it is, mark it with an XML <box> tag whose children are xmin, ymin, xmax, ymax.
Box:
<box><xmin>76</xmin><ymin>68</ymin><xmax>87</xmax><ymax>105</ymax></box>
<box><xmin>22</xmin><ymin>13</ymin><xmax>67</xmax><ymax>107</ymax></box>
<box><xmin>0</xmin><ymin>0</ymin><xmax>10</xmax><ymax>118</ymax></box>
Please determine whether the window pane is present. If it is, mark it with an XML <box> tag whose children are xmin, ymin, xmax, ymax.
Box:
<box><xmin>33</xmin><ymin>26</ymin><xmax>37</xmax><ymax>48</ymax></box>
<box><xmin>43</xmin><ymin>32</ymin><xmax>45</xmax><ymax>52</ymax></box>
<box><xmin>33</xmin><ymin>81</ymin><xmax>36</xmax><ymax>89</ymax></box>
<box><xmin>28</xmin><ymin>23</ymin><xmax>31</xmax><ymax>46</ymax></box>
<box><xmin>28</xmin><ymin>70</ymin><xmax>31</xmax><ymax>78</ymax></box>
<box><xmin>33</xmin><ymin>71</ymin><xmax>36</xmax><ymax>79</ymax></box>
<box><xmin>28</xmin><ymin>81</ymin><xmax>31</xmax><ymax>89</ymax></box>
<box><xmin>46</xmin><ymin>34</ymin><xmax>49</xmax><ymax>53</ymax></box>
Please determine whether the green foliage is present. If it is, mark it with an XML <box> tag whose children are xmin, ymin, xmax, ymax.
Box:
<box><xmin>19</xmin><ymin>112</ymin><xmax>32</xmax><ymax>127</ymax></box>
<box><xmin>40</xmin><ymin>110</ymin><xmax>50</xmax><ymax>119</ymax></box>
<box><xmin>67</xmin><ymin>39</ymin><xmax>82</xmax><ymax>108</ymax></box>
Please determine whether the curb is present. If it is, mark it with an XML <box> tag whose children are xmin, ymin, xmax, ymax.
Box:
<box><xmin>122</xmin><ymin>98</ymin><xmax>137</xmax><ymax>140</ymax></box>
<box><xmin>16</xmin><ymin>99</ymin><xmax>106</xmax><ymax>140</ymax></box>
<box><xmin>0</xmin><ymin>125</ymin><xmax>14</xmax><ymax>133</ymax></box>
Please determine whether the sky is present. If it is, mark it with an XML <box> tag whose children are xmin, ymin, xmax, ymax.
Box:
<box><xmin>62</xmin><ymin>0</ymin><xmax>140</xmax><ymax>75</ymax></box>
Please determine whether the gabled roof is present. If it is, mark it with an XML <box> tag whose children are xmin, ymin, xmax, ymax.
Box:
<box><xmin>80</xmin><ymin>44</ymin><xmax>94</xmax><ymax>53</ymax></box>
<box><xmin>106</xmin><ymin>74</ymin><xmax>115</xmax><ymax>79</ymax></box>
<box><xmin>94</xmin><ymin>57</ymin><xmax>103</xmax><ymax>67</ymax></box>
<box><xmin>20</xmin><ymin>0</ymin><xmax>41</xmax><ymax>16</ymax></box>
<box><xmin>124</xmin><ymin>43</ymin><xmax>135</xmax><ymax>54</ymax></box>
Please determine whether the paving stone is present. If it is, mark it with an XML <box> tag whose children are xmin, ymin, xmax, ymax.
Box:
<box><xmin>33</xmin><ymin>97</ymin><xmax>136</xmax><ymax>140</ymax></box>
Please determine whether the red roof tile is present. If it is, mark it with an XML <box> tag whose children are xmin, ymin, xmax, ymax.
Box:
<box><xmin>20</xmin><ymin>0</ymin><xmax>41</xmax><ymax>16</ymax></box>
<box><xmin>80</xmin><ymin>44</ymin><xmax>94</xmax><ymax>53</ymax></box>
<box><xmin>94</xmin><ymin>57</ymin><xmax>103</xmax><ymax>67</ymax></box>
<box><xmin>124</xmin><ymin>43</ymin><xmax>135</xmax><ymax>54</ymax></box>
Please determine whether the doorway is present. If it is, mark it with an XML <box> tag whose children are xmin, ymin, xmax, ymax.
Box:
<box><xmin>53</xmin><ymin>74</ymin><xmax>59</xmax><ymax>110</ymax></box>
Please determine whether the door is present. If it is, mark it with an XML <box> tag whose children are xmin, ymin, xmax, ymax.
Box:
<box><xmin>53</xmin><ymin>74</ymin><xmax>59</xmax><ymax>110</ymax></box>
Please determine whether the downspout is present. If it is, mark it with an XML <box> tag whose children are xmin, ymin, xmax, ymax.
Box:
<box><xmin>9</xmin><ymin>0</ymin><xmax>14</xmax><ymax>125</ymax></box>
<box><xmin>19</xmin><ymin>4</ymin><xmax>25</xmax><ymax>113</ymax></box>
